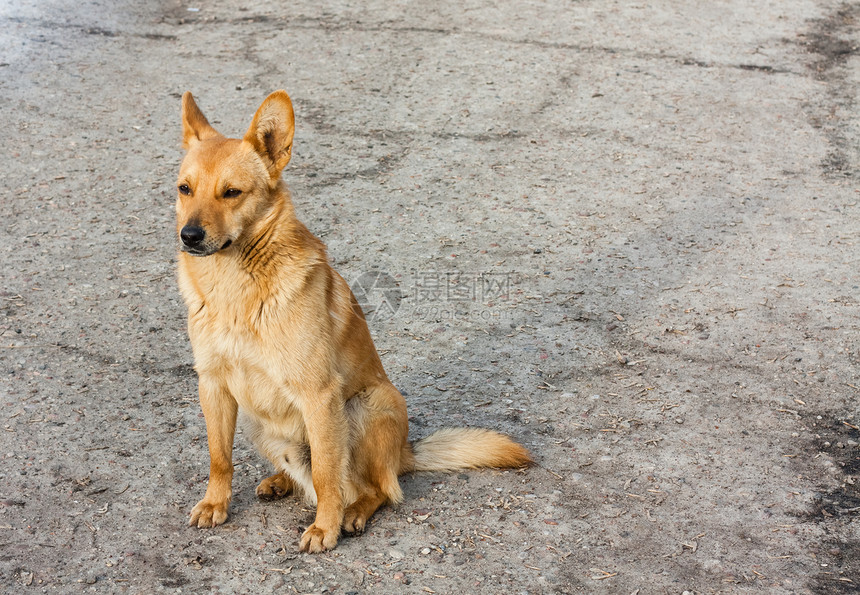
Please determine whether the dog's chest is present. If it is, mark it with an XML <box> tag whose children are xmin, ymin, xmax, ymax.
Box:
<box><xmin>186</xmin><ymin>276</ymin><xmax>305</xmax><ymax>418</ymax></box>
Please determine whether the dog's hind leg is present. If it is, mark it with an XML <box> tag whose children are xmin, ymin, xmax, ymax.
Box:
<box><xmin>343</xmin><ymin>383</ymin><xmax>409</xmax><ymax>533</ymax></box>
<box><xmin>343</xmin><ymin>489</ymin><xmax>388</xmax><ymax>534</ymax></box>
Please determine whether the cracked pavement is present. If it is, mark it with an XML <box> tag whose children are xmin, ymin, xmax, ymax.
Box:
<box><xmin>2</xmin><ymin>0</ymin><xmax>860</xmax><ymax>592</ymax></box>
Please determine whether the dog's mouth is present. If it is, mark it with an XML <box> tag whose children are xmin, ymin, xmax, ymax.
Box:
<box><xmin>181</xmin><ymin>245</ymin><xmax>211</xmax><ymax>257</ymax></box>
<box><xmin>180</xmin><ymin>239</ymin><xmax>234</xmax><ymax>257</ymax></box>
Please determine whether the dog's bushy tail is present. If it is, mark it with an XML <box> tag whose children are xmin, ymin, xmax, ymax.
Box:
<box><xmin>401</xmin><ymin>428</ymin><xmax>532</xmax><ymax>473</ymax></box>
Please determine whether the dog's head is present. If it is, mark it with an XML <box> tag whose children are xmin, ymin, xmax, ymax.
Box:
<box><xmin>176</xmin><ymin>91</ymin><xmax>295</xmax><ymax>256</ymax></box>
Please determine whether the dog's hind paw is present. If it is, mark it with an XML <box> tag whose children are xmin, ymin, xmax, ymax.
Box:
<box><xmin>342</xmin><ymin>508</ymin><xmax>368</xmax><ymax>534</ymax></box>
<box><xmin>189</xmin><ymin>499</ymin><xmax>229</xmax><ymax>528</ymax></box>
<box><xmin>255</xmin><ymin>473</ymin><xmax>293</xmax><ymax>500</ymax></box>
<box><xmin>299</xmin><ymin>523</ymin><xmax>339</xmax><ymax>553</ymax></box>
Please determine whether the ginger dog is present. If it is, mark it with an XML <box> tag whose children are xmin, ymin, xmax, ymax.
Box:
<box><xmin>175</xmin><ymin>90</ymin><xmax>532</xmax><ymax>552</ymax></box>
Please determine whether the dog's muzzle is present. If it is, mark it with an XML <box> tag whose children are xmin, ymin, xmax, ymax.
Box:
<box><xmin>180</xmin><ymin>225</ymin><xmax>233</xmax><ymax>256</ymax></box>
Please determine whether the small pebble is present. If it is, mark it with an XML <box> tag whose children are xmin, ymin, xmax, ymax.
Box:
<box><xmin>421</xmin><ymin>547</ymin><xmax>431</xmax><ymax>555</ymax></box>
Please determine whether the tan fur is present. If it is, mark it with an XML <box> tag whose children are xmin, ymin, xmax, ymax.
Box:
<box><xmin>176</xmin><ymin>90</ymin><xmax>532</xmax><ymax>553</ymax></box>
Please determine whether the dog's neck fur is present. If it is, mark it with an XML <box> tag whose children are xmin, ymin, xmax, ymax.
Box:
<box><xmin>235</xmin><ymin>184</ymin><xmax>295</xmax><ymax>277</ymax></box>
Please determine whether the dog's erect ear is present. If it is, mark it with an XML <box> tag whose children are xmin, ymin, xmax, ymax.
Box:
<box><xmin>181</xmin><ymin>92</ymin><xmax>220</xmax><ymax>149</ymax></box>
<box><xmin>243</xmin><ymin>90</ymin><xmax>295</xmax><ymax>179</ymax></box>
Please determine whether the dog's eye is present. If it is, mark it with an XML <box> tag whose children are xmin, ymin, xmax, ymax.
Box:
<box><xmin>178</xmin><ymin>184</ymin><xmax>191</xmax><ymax>195</ymax></box>
<box><xmin>223</xmin><ymin>188</ymin><xmax>243</xmax><ymax>198</ymax></box>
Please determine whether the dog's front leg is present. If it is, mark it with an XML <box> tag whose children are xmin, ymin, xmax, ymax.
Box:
<box><xmin>189</xmin><ymin>375</ymin><xmax>238</xmax><ymax>528</ymax></box>
<box><xmin>299</xmin><ymin>393</ymin><xmax>347</xmax><ymax>553</ymax></box>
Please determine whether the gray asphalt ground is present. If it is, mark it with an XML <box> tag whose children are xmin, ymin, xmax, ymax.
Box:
<box><xmin>2</xmin><ymin>0</ymin><xmax>860</xmax><ymax>593</ymax></box>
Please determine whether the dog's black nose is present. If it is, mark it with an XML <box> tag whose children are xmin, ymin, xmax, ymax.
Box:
<box><xmin>180</xmin><ymin>225</ymin><xmax>205</xmax><ymax>247</ymax></box>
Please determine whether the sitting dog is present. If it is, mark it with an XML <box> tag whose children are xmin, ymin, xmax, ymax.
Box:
<box><xmin>175</xmin><ymin>90</ymin><xmax>532</xmax><ymax>552</ymax></box>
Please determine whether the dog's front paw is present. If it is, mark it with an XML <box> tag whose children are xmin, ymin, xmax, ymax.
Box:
<box><xmin>299</xmin><ymin>523</ymin><xmax>339</xmax><ymax>553</ymax></box>
<box><xmin>189</xmin><ymin>499</ymin><xmax>229</xmax><ymax>528</ymax></box>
